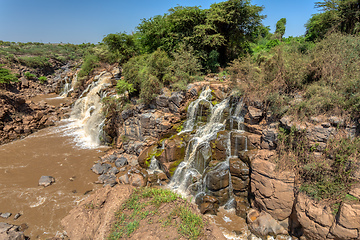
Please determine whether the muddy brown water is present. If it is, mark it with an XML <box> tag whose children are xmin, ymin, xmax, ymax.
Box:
<box><xmin>0</xmin><ymin>95</ymin><xmax>108</xmax><ymax>239</ymax></box>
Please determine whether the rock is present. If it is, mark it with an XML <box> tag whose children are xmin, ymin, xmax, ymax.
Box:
<box><xmin>209</xmin><ymin>187</ymin><xmax>231</xmax><ymax>205</ymax></box>
<box><xmin>97</xmin><ymin>173</ymin><xmax>118</xmax><ymax>187</ymax></box>
<box><xmin>229</xmin><ymin>157</ymin><xmax>249</xmax><ymax>178</ymax></box>
<box><xmin>13</xmin><ymin>213</ymin><xmax>21</xmax><ymax>220</ymax></box>
<box><xmin>101</xmin><ymin>154</ymin><xmax>117</xmax><ymax>163</ymax></box>
<box><xmin>205</xmin><ymin>163</ymin><xmax>229</xmax><ymax>191</ymax></box>
<box><xmin>38</xmin><ymin>176</ymin><xmax>55</xmax><ymax>187</ymax></box>
<box><xmin>119</xmin><ymin>174</ymin><xmax>129</xmax><ymax>184</ymax></box>
<box><xmin>247</xmin><ymin>106</ymin><xmax>263</xmax><ymax>124</ymax></box>
<box><xmin>251</xmin><ymin>159</ymin><xmax>295</xmax><ymax>221</ymax></box>
<box><xmin>168</xmin><ymin>92</ymin><xmax>184</xmax><ymax>112</ymax></box>
<box><xmin>210</xmin><ymin>131</ymin><xmax>228</xmax><ymax>161</ymax></box>
<box><xmin>156</xmin><ymin>94</ymin><xmax>169</xmax><ymax>108</ymax></box>
<box><xmin>337</xmin><ymin>203</ymin><xmax>360</xmax><ymax>230</ymax></box>
<box><xmin>163</xmin><ymin>135</ymin><xmax>186</xmax><ymax>163</ymax></box>
<box><xmin>121</xmin><ymin>108</ymin><xmax>133</xmax><ymax>120</ymax></box>
<box><xmin>295</xmin><ymin>193</ymin><xmax>335</xmax><ymax>239</ymax></box>
<box><xmin>261</xmin><ymin>123</ymin><xmax>278</xmax><ymax>150</ymax></box>
<box><xmin>199</xmin><ymin>195</ymin><xmax>219</xmax><ymax>215</ymax></box>
<box><xmin>248</xmin><ymin>210</ymin><xmax>288</xmax><ymax>237</ymax></box>
<box><xmin>329</xmin><ymin>222</ymin><xmax>358</xmax><ymax>239</ymax></box>
<box><xmin>91</xmin><ymin>163</ymin><xmax>111</xmax><ymax>175</ymax></box>
<box><xmin>129</xmin><ymin>173</ymin><xmax>147</xmax><ymax>187</ymax></box>
<box><xmin>0</xmin><ymin>222</ymin><xmax>26</xmax><ymax>240</ymax></box>
<box><xmin>109</xmin><ymin>167</ymin><xmax>119</xmax><ymax>175</ymax></box>
<box><xmin>0</xmin><ymin>213</ymin><xmax>11</xmax><ymax>219</ymax></box>
<box><xmin>306</xmin><ymin>125</ymin><xmax>336</xmax><ymax>143</ymax></box>
<box><xmin>231</xmin><ymin>175</ymin><xmax>249</xmax><ymax>192</ymax></box>
<box><xmin>115</xmin><ymin>157</ymin><xmax>128</xmax><ymax>167</ymax></box>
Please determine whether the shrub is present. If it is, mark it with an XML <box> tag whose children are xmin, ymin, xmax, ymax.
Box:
<box><xmin>78</xmin><ymin>55</ymin><xmax>99</xmax><ymax>79</ymax></box>
<box><xmin>0</xmin><ymin>65</ymin><xmax>18</xmax><ymax>84</ymax></box>
<box><xmin>38</xmin><ymin>76</ymin><xmax>47</xmax><ymax>84</ymax></box>
<box><xmin>24</xmin><ymin>72</ymin><xmax>36</xmax><ymax>80</ymax></box>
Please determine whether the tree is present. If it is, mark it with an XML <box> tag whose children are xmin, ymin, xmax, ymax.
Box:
<box><xmin>305</xmin><ymin>0</ymin><xmax>360</xmax><ymax>41</ymax></box>
<box><xmin>102</xmin><ymin>33</ymin><xmax>138</xmax><ymax>63</ymax></box>
<box><xmin>274</xmin><ymin>18</ymin><xmax>287</xmax><ymax>39</ymax></box>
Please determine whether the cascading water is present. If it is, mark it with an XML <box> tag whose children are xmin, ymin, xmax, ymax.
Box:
<box><xmin>62</xmin><ymin>71</ymin><xmax>112</xmax><ymax>148</ymax></box>
<box><xmin>166</xmin><ymin>87</ymin><xmax>256</xmax><ymax>238</ymax></box>
<box><xmin>60</xmin><ymin>73</ymin><xmax>78</xmax><ymax>97</ymax></box>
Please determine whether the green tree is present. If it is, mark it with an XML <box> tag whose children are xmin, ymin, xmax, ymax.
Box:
<box><xmin>305</xmin><ymin>0</ymin><xmax>360</xmax><ymax>41</ymax></box>
<box><xmin>274</xmin><ymin>18</ymin><xmax>287</xmax><ymax>39</ymax></box>
<box><xmin>103</xmin><ymin>33</ymin><xmax>138</xmax><ymax>63</ymax></box>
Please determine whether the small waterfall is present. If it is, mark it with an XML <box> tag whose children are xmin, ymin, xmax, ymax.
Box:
<box><xmin>60</xmin><ymin>73</ymin><xmax>78</xmax><ymax>97</ymax></box>
<box><xmin>63</xmin><ymin>71</ymin><xmax>112</xmax><ymax>148</ymax></box>
<box><xmin>182</xmin><ymin>87</ymin><xmax>213</xmax><ymax>132</ymax></box>
<box><xmin>170</xmin><ymin>96</ymin><xmax>229</xmax><ymax>194</ymax></box>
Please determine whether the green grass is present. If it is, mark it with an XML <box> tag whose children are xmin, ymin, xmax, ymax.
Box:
<box><xmin>108</xmin><ymin>187</ymin><xmax>204</xmax><ymax>239</ymax></box>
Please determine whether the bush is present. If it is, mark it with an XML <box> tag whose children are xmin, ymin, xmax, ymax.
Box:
<box><xmin>38</xmin><ymin>76</ymin><xmax>47</xmax><ymax>84</ymax></box>
<box><xmin>0</xmin><ymin>65</ymin><xmax>18</xmax><ymax>84</ymax></box>
<box><xmin>24</xmin><ymin>72</ymin><xmax>36</xmax><ymax>80</ymax></box>
<box><xmin>18</xmin><ymin>56</ymin><xmax>50</xmax><ymax>69</ymax></box>
<box><xmin>78</xmin><ymin>55</ymin><xmax>99</xmax><ymax>79</ymax></box>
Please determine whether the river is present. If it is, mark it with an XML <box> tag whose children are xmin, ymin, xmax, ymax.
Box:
<box><xmin>0</xmin><ymin>94</ymin><xmax>108</xmax><ymax>238</ymax></box>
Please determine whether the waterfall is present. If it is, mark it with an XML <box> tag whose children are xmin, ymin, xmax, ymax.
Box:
<box><xmin>62</xmin><ymin>71</ymin><xmax>112</xmax><ymax>148</ymax></box>
<box><xmin>182</xmin><ymin>86</ymin><xmax>213</xmax><ymax>132</ymax></box>
<box><xmin>169</xmin><ymin>88</ymin><xmax>249</xmax><ymax>207</ymax></box>
<box><xmin>170</xmin><ymin>95</ymin><xmax>229</xmax><ymax>194</ymax></box>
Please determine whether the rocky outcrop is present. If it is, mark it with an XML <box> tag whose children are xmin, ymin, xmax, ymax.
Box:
<box><xmin>0</xmin><ymin>222</ymin><xmax>27</xmax><ymax>240</ymax></box>
<box><xmin>251</xmin><ymin>159</ymin><xmax>295</xmax><ymax>221</ymax></box>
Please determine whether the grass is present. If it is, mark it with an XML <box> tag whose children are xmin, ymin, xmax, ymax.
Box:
<box><xmin>108</xmin><ymin>187</ymin><xmax>204</xmax><ymax>239</ymax></box>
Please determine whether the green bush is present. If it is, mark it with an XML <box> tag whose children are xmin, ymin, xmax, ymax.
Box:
<box><xmin>78</xmin><ymin>55</ymin><xmax>99</xmax><ymax>79</ymax></box>
<box><xmin>18</xmin><ymin>56</ymin><xmax>50</xmax><ymax>69</ymax></box>
<box><xmin>38</xmin><ymin>76</ymin><xmax>47</xmax><ymax>84</ymax></box>
<box><xmin>24</xmin><ymin>72</ymin><xmax>36</xmax><ymax>80</ymax></box>
<box><xmin>0</xmin><ymin>65</ymin><xmax>18</xmax><ymax>84</ymax></box>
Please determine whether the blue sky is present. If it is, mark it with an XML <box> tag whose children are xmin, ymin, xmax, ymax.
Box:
<box><xmin>0</xmin><ymin>0</ymin><xmax>319</xmax><ymax>44</ymax></box>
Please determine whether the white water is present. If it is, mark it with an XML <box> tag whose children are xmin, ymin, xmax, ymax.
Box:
<box><xmin>65</xmin><ymin>71</ymin><xmax>112</xmax><ymax>148</ymax></box>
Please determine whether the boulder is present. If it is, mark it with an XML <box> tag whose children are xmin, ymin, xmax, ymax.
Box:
<box><xmin>205</xmin><ymin>163</ymin><xmax>230</xmax><ymax>191</ymax></box>
<box><xmin>260</xmin><ymin>123</ymin><xmax>278</xmax><ymax>150</ymax></box>
<box><xmin>336</xmin><ymin>203</ymin><xmax>360</xmax><ymax>230</ymax></box>
<box><xmin>91</xmin><ymin>163</ymin><xmax>111</xmax><ymax>175</ymax></box>
<box><xmin>0</xmin><ymin>213</ymin><xmax>11</xmax><ymax>219</ymax></box>
<box><xmin>247</xmin><ymin>106</ymin><xmax>263</xmax><ymax>124</ymax></box>
<box><xmin>210</xmin><ymin>130</ymin><xmax>228</xmax><ymax>161</ymax></box>
<box><xmin>251</xmin><ymin>159</ymin><xmax>295</xmax><ymax>221</ymax></box>
<box><xmin>115</xmin><ymin>157</ymin><xmax>128</xmax><ymax>168</ymax></box>
<box><xmin>96</xmin><ymin>173</ymin><xmax>117</xmax><ymax>187</ymax></box>
<box><xmin>129</xmin><ymin>173</ymin><xmax>147</xmax><ymax>187</ymax></box>
<box><xmin>248</xmin><ymin>210</ymin><xmax>288</xmax><ymax>237</ymax></box>
<box><xmin>38</xmin><ymin>176</ymin><xmax>55</xmax><ymax>187</ymax></box>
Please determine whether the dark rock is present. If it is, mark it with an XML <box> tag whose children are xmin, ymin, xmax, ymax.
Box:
<box><xmin>205</xmin><ymin>163</ymin><xmax>230</xmax><ymax>191</ymax></box>
<box><xmin>91</xmin><ymin>163</ymin><xmax>111</xmax><ymax>175</ymax></box>
<box><xmin>115</xmin><ymin>157</ymin><xmax>128</xmax><ymax>168</ymax></box>
<box><xmin>13</xmin><ymin>213</ymin><xmax>21</xmax><ymax>220</ymax></box>
<box><xmin>38</xmin><ymin>176</ymin><xmax>55</xmax><ymax>187</ymax></box>
<box><xmin>121</xmin><ymin>108</ymin><xmax>133</xmax><ymax>120</ymax></box>
<box><xmin>156</xmin><ymin>94</ymin><xmax>169</xmax><ymax>108</ymax></box>
<box><xmin>109</xmin><ymin>167</ymin><xmax>119</xmax><ymax>175</ymax></box>
<box><xmin>101</xmin><ymin>154</ymin><xmax>117</xmax><ymax>163</ymax></box>
<box><xmin>97</xmin><ymin>173</ymin><xmax>117</xmax><ymax>187</ymax></box>
<box><xmin>0</xmin><ymin>213</ymin><xmax>11</xmax><ymax>219</ymax></box>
